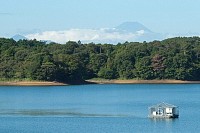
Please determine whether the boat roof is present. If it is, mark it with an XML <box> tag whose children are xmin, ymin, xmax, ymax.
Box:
<box><xmin>149</xmin><ymin>102</ymin><xmax>177</xmax><ymax>108</ymax></box>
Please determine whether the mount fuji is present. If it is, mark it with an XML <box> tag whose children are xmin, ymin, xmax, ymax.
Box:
<box><xmin>25</xmin><ymin>22</ymin><xmax>164</xmax><ymax>44</ymax></box>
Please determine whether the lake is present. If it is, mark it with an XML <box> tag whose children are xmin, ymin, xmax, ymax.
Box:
<box><xmin>0</xmin><ymin>84</ymin><xmax>200</xmax><ymax>133</ymax></box>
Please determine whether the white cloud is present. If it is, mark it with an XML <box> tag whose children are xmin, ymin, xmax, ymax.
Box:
<box><xmin>25</xmin><ymin>28</ymin><xmax>146</xmax><ymax>44</ymax></box>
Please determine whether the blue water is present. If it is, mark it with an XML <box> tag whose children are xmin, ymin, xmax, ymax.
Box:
<box><xmin>0</xmin><ymin>84</ymin><xmax>200</xmax><ymax>133</ymax></box>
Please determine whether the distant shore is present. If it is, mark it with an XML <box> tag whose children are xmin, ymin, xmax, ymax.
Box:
<box><xmin>0</xmin><ymin>79</ymin><xmax>200</xmax><ymax>86</ymax></box>
<box><xmin>86</xmin><ymin>79</ymin><xmax>200</xmax><ymax>84</ymax></box>
<box><xmin>0</xmin><ymin>81</ymin><xmax>67</xmax><ymax>86</ymax></box>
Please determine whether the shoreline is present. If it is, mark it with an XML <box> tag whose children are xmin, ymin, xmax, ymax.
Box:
<box><xmin>0</xmin><ymin>81</ymin><xmax>67</xmax><ymax>86</ymax></box>
<box><xmin>0</xmin><ymin>79</ymin><xmax>200</xmax><ymax>86</ymax></box>
<box><xmin>86</xmin><ymin>79</ymin><xmax>200</xmax><ymax>84</ymax></box>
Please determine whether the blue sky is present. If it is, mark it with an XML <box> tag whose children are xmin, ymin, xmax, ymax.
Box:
<box><xmin>1</xmin><ymin>0</ymin><xmax>200</xmax><ymax>42</ymax></box>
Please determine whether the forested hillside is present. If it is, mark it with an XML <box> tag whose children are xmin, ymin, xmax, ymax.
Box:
<box><xmin>1</xmin><ymin>37</ymin><xmax>200</xmax><ymax>82</ymax></box>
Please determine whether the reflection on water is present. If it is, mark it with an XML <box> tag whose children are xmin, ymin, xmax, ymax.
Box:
<box><xmin>149</xmin><ymin>117</ymin><xmax>178</xmax><ymax>125</ymax></box>
<box><xmin>149</xmin><ymin>118</ymin><xmax>177</xmax><ymax>122</ymax></box>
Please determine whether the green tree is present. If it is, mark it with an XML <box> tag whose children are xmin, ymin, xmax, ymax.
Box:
<box><xmin>98</xmin><ymin>67</ymin><xmax>115</xmax><ymax>79</ymax></box>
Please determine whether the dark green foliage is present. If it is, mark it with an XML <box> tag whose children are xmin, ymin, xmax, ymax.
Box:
<box><xmin>98</xmin><ymin>67</ymin><xmax>115</xmax><ymax>79</ymax></box>
<box><xmin>1</xmin><ymin>36</ymin><xmax>200</xmax><ymax>82</ymax></box>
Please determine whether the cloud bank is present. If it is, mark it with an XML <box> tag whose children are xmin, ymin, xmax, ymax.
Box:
<box><xmin>25</xmin><ymin>22</ymin><xmax>168</xmax><ymax>44</ymax></box>
<box><xmin>11</xmin><ymin>22</ymin><xmax>200</xmax><ymax>43</ymax></box>
<box><xmin>26</xmin><ymin>28</ymin><xmax>148</xmax><ymax>44</ymax></box>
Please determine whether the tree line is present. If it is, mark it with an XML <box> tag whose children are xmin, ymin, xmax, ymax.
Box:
<box><xmin>1</xmin><ymin>37</ymin><xmax>200</xmax><ymax>82</ymax></box>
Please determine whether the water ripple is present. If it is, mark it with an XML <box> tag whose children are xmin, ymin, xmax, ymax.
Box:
<box><xmin>0</xmin><ymin>109</ymin><xmax>132</xmax><ymax>118</ymax></box>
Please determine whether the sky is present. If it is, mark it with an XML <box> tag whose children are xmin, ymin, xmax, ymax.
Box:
<box><xmin>1</xmin><ymin>0</ymin><xmax>200</xmax><ymax>43</ymax></box>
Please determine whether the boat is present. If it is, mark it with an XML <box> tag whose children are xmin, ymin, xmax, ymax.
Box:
<box><xmin>148</xmin><ymin>102</ymin><xmax>179</xmax><ymax>118</ymax></box>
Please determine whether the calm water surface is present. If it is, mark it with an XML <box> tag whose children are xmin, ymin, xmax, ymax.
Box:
<box><xmin>0</xmin><ymin>84</ymin><xmax>200</xmax><ymax>133</ymax></box>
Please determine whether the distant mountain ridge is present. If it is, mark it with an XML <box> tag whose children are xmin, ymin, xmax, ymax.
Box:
<box><xmin>12</xmin><ymin>34</ymin><xmax>27</xmax><ymax>41</ymax></box>
<box><xmin>115</xmin><ymin>21</ymin><xmax>152</xmax><ymax>33</ymax></box>
<box><xmin>13</xmin><ymin>21</ymin><xmax>165</xmax><ymax>44</ymax></box>
<box><xmin>11</xmin><ymin>34</ymin><xmax>54</xmax><ymax>44</ymax></box>
<box><xmin>111</xmin><ymin>21</ymin><xmax>164</xmax><ymax>42</ymax></box>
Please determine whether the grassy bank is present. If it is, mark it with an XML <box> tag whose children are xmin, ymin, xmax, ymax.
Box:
<box><xmin>0</xmin><ymin>79</ymin><xmax>97</xmax><ymax>86</ymax></box>
<box><xmin>86</xmin><ymin>79</ymin><xmax>200</xmax><ymax>84</ymax></box>
<box><xmin>1</xmin><ymin>79</ymin><xmax>200</xmax><ymax>86</ymax></box>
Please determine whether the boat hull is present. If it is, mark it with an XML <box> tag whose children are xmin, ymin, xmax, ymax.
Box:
<box><xmin>148</xmin><ymin>114</ymin><xmax>179</xmax><ymax>119</ymax></box>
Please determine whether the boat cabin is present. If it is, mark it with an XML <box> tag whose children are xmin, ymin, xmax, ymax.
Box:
<box><xmin>148</xmin><ymin>102</ymin><xmax>179</xmax><ymax>118</ymax></box>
